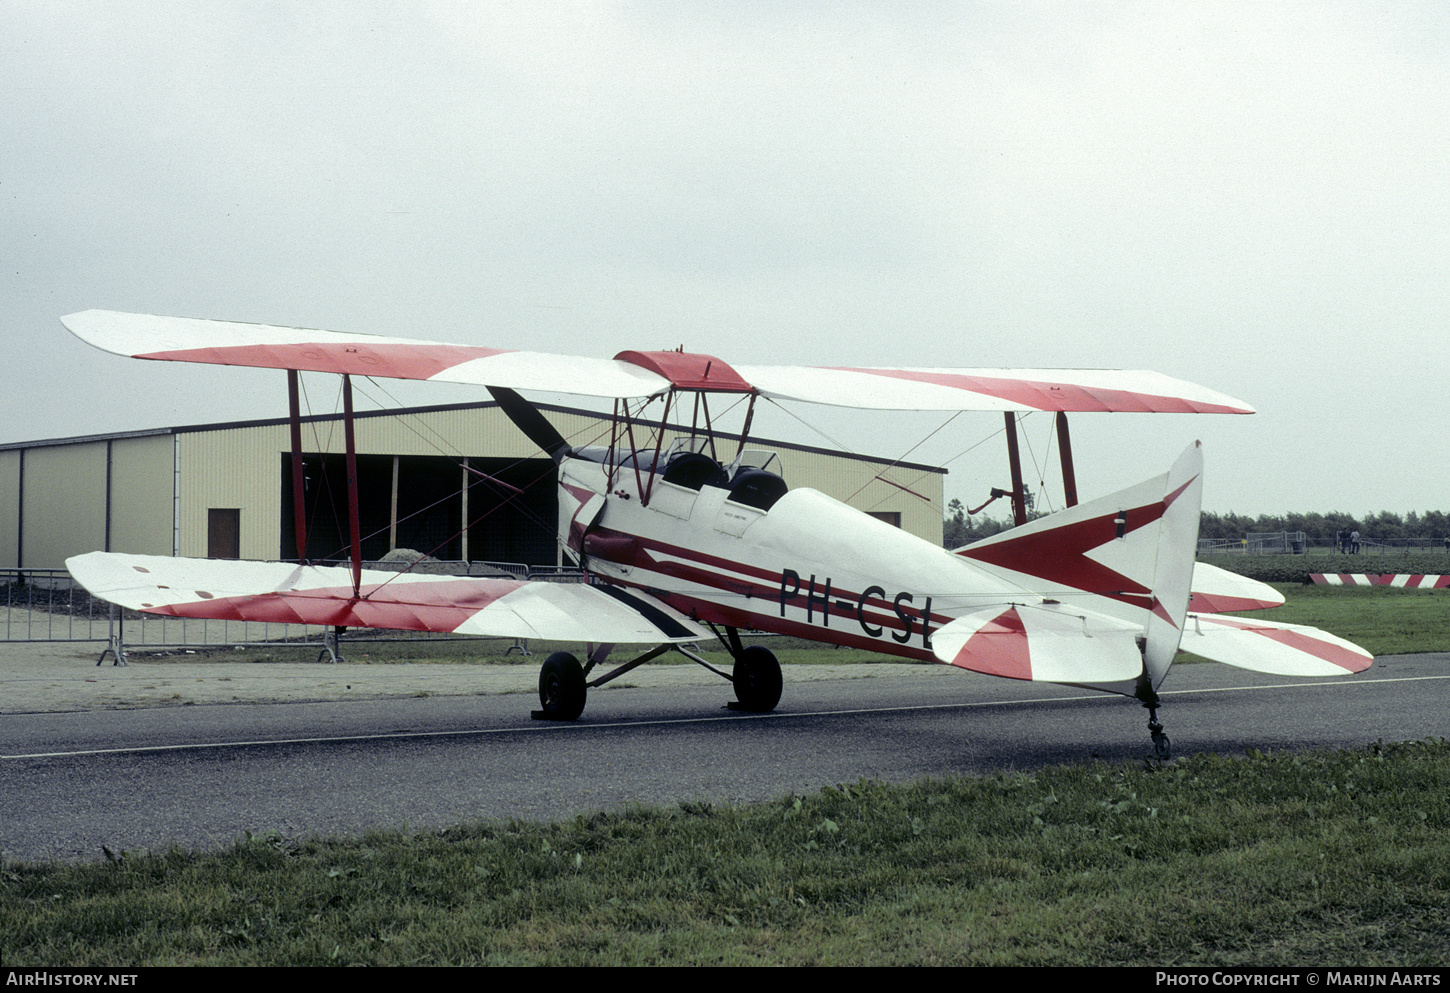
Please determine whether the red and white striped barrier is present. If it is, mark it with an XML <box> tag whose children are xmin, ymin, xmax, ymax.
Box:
<box><xmin>1311</xmin><ymin>573</ymin><xmax>1450</xmax><ymax>588</ymax></box>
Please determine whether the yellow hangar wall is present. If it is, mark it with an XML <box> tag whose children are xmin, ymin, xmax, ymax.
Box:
<box><xmin>108</xmin><ymin>435</ymin><xmax>174</xmax><ymax>557</ymax></box>
<box><xmin>21</xmin><ymin>443</ymin><xmax>107</xmax><ymax>568</ymax></box>
<box><xmin>1</xmin><ymin>434</ymin><xmax>175</xmax><ymax>569</ymax></box>
<box><xmin>5</xmin><ymin>404</ymin><xmax>945</xmax><ymax>568</ymax></box>
<box><xmin>0</xmin><ymin>449</ymin><xmax>19</xmax><ymax>568</ymax></box>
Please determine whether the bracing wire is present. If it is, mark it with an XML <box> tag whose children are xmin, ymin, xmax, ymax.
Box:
<box><xmin>843</xmin><ymin>410</ymin><xmax>962</xmax><ymax>506</ymax></box>
<box><xmin>1013</xmin><ymin>412</ymin><xmax>1054</xmax><ymax>517</ymax></box>
<box><xmin>764</xmin><ymin>397</ymin><xmax>1008</xmax><ymax>518</ymax></box>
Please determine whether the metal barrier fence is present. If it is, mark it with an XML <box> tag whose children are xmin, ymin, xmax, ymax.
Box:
<box><xmin>1198</xmin><ymin>537</ymin><xmax>1450</xmax><ymax>555</ymax></box>
<box><xmin>1</xmin><ymin>562</ymin><xmax>588</xmax><ymax>659</ymax></box>
<box><xmin>2</xmin><ymin>569</ymin><xmax>119</xmax><ymax>644</ymax></box>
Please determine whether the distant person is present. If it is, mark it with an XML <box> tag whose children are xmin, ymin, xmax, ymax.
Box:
<box><xmin>1351</xmin><ymin>529</ymin><xmax>1360</xmax><ymax>554</ymax></box>
<box><xmin>1444</xmin><ymin>536</ymin><xmax>1449</xmax><ymax>554</ymax></box>
<box><xmin>1336</xmin><ymin>529</ymin><xmax>1346</xmax><ymax>554</ymax></box>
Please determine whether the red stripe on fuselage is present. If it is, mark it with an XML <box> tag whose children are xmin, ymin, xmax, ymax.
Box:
<box><xmin>617</xmin><ymin>582</ymin><xmax>941</xmax><ymax>662</ymax></box>
<box><xmin>583</xmin><ymin>526</ymin><xmax>946</xmax><ymax>643</ymax></box>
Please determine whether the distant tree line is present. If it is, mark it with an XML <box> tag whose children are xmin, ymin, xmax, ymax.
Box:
<box><xmin>943</xmin><ymin>502</ymin><xmax>1450</xmax><ymax>549</ymax></box>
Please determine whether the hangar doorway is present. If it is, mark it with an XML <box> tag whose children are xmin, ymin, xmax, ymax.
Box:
<box><xmin>279</xmin><ymin>454</ymin><xmax>557</xmax><ymax>565</ymax></box>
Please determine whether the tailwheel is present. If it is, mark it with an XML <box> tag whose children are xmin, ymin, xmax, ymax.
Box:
<box><xmin>534</xmin><ymin>651</ymin><xmax>587</xmax><ymax>721</ymax></box>
<box><xmin>729</xmin><ymin>645</ymin><xmax>782</xmax><ymax>713</ymax></box>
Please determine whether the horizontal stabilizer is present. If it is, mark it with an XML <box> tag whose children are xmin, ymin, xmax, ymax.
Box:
<box><xmin>931</xmin><ymin>603</ymin><xmax>1144</xmax><ymax>683</ymax></box>
<box><xmin>1180</xmin><ymin>613</ymin><xmax>1372</xmax><ymax>676</ymax></box>
<box><xmin>66</xmin><ymin>552</ymin><xmax>709</xmax><ymax>645</ymax></box>
<box><xmin>1188</xmin><ymin>562</ymin><xmax>1285</xmax><ymax>613</ymax></box>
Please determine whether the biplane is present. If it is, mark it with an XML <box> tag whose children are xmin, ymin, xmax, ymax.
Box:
<box><xmin>60</xmin><ymin>309</ymin><xmax>1372</xmax><ymax>756</ymax></box>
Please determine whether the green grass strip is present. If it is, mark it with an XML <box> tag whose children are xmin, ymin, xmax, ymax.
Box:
<box><xmin>5</xmin><ymin>740</ymin><xmax>1448</xmax><ymax>966</ymax></box>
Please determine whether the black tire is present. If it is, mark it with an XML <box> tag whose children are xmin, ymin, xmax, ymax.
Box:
<box><xmin>538</xmin><ymin>651</ymin><xmax>587</xmax><ymax>721</ymax></box>
<box><xmin>733</xmin><ymin>645</ymin><xmax>782</xmax><ymax>712</ymax></box>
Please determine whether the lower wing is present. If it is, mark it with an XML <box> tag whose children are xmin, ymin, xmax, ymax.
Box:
<box><xmin>66</xmin><ymin>551</ymin><xmax>708</xmax><ymax>645</ymax></box>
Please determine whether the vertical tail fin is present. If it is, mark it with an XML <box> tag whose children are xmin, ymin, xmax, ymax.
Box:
<box><xmin>1141</xmin><ymin>442</ymin><xmax>1203</xmax><ymax>689</ymax></box>
<box><xmin>953</xmin><ymin>442</ymin><xmax>1204</xmax><ymax>693</ymax></box>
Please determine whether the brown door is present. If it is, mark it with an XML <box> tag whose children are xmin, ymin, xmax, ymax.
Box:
<box><xmin>208</xmin><ymin>509</ymin><xmax>240</xmax><ymax>559</ymax></box>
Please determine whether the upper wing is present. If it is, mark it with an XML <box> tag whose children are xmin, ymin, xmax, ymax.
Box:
<box><xmin>61</xmin><ymin>310</ymin><xmax>1253</xmax><ymax>414</ymax></box>
<box><xmin>738</xmin><ymin>365</ymin><xmax>1253</xmax><ymax>413</ymax></box>
<box><xmin>60</xmin><ymin>310</ymin><xmax>670</xmax><ymax>400</ymax></box>
<box><xmin>66</xmin><ymin>551</ymin><xmax>709</xmax><ymax>644</ymax></box>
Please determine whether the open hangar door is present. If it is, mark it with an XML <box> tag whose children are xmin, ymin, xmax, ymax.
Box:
<box><xmin>279</xmin><ymin>454</ymin><xmax>557</xmax><ymax>565</ymax></box>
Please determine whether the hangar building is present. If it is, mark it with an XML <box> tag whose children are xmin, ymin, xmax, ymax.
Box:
<box><xmin>1</xmin><ymin>400</ymin><xmax>946</xmax><ymax>571</ymax></box>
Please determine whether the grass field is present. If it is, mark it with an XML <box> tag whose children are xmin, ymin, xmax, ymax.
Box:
<box><xmin>4</xmin><ymin>741</ymin><xmax>1446</xmax><ymax>966</ymax></box>
<box><xmin>4</xmin><ymin>585</ymin><xmax>1447</xmax><ymax>966</ymax></box>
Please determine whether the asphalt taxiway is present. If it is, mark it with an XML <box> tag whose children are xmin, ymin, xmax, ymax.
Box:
<box><xmin>3</xmin><ymin>642</ymin><xmax>1446</xmax><ymax>863</ymax></box>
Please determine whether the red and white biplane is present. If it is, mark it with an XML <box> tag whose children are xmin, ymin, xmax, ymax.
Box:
<box><xmin>60</xmin><ymin>310</ymin><xmax>1372</xmax><ymax>756</ymax></box>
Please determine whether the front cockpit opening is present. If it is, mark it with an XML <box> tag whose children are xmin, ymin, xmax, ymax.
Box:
<box><xmin>662</xmin><ymin>450</ymin><xmax>730</xmax><ymax>490</ymax></box>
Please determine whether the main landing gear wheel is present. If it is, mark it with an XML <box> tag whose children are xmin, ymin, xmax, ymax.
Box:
<box><xmin>729</xmin><ymin>645</ymin><xmax>782</xmax><ymax>713</ymax></box>
<box><xmin>534</xmin><ymin>651</ymin><xmax>587</xmax><ymax>721</ymax></box>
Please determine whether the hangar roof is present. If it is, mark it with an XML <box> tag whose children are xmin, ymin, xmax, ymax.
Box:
<box><xmin>0</xmin><ymin>400</ymin><xmax>946</xmax><ymax>475</ymax></box>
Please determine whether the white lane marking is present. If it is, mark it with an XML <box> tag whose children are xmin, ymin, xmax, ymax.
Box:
<box><xmin>4</xmin><ymin>672</ymin><xmax>1446</xmax><ymax>761</ymax></box>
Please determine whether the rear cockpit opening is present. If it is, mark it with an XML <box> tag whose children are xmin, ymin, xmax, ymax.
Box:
<box><xmin>721</xmin><ymin>448</ymin><xmax>787</xmax><ymax>510</ymax></box>
<box><xmin>726</xmin><ymin>468</ymin><xmax>788</xmax><ymax>511</ymax></box>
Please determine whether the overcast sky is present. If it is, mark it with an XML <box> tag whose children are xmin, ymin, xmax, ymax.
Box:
<box><xmin>4</xmin><ymin>1</ymin><xmax>1448</xmax><ymax>521</ymax></box>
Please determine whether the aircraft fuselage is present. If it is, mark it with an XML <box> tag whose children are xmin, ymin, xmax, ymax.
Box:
<box><xmin>557</xmin><ymin>453</ymin><xmax>1025</xmax><ymax>660</ymax></box>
